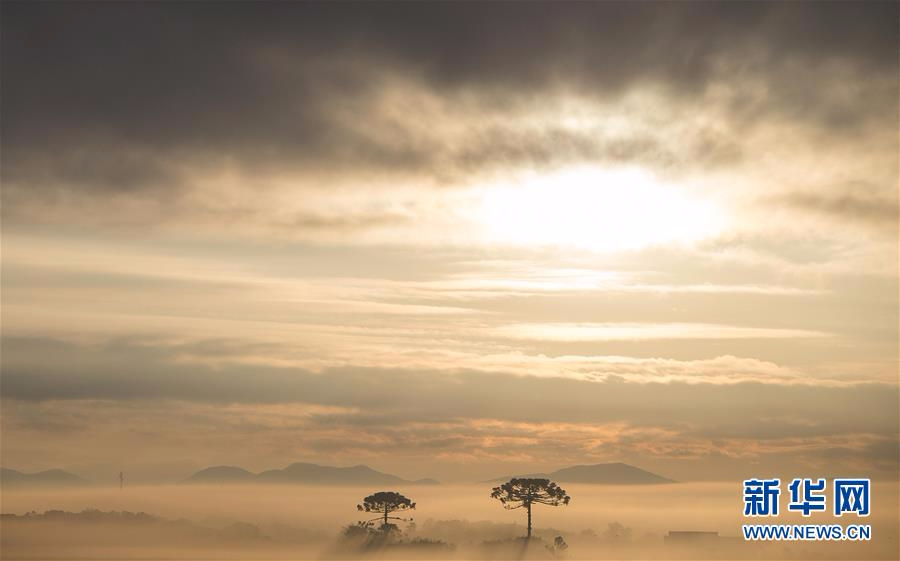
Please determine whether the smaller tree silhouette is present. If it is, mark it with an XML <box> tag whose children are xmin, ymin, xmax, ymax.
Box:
<box><xmin>357</xmin><ymin>491</ymin><xmax>416</xmax><ymax>530</ymax></box>
<box><xmin>491</xmin><ymin>478</ymin><xmax>570</xmax><ymax>538</ymax></box>
<box><xmin>549</xmin><ymin>535</ymin><xmax>568</xmax><ymax>558</ymax></box>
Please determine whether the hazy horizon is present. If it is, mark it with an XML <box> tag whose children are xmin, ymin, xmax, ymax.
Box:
<box><xmin>2</xmin><ymin>482</ymin><xmax>898</xmax><ymax>559</ymax></box>
<box><xmin>1</xmin><ymin>3</ymin><xmax>897</xmax><ymax>558</ymax></box>
<box><xmin>5</xmin><ymin>457</ymin><xmax>900</xmax><ymax>488</ymax></box>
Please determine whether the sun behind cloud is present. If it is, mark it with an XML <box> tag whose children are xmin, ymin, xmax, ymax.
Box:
<box><xmin>478</xmin><ymin>166</ymin><xmax>723</xmax><ymax>251</ymax></box>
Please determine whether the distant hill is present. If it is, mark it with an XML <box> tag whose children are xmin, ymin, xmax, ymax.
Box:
<box><xmin>182</xmin><ymin>466</ymin><xmax>256</xmax><ymax>484</ymax></box>
<box><xmin>485</xmin><ymin>463</ymin><xmax>673</xmax><ymax>485</ymax></box>
<box><xmin>1</xmin><ymin>467</ymin><xmax>91</xmax><ymax>487</ymax></box>
<box><xmin>183</xmin><ymin>462</ymin><xmax>440</xmax><ymax>486</ymax></box>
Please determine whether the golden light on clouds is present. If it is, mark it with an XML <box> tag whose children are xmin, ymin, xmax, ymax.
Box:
<box><xmin>494</xmin><ymin>322</ymin><xmax>829</xmax><ymax>343</ymax></box>
<box><xmin>1</xmin><ymin>1</ymin><xmax>896</xmax><ymax>491</ymax></box>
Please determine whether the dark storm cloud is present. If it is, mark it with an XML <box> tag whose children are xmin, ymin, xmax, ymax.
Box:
<box><xmin>2</xmin><ymin>336</ymin><xmax>897</xmax><ymax>440</ymax></box>
<box><xmin>1</xmin><ymin>1</ymin><xmax>895</xmax><ymax>199</ymax></box>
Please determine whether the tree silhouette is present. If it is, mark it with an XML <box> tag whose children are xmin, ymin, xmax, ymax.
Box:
<box><xmin>357</xmin><ymin>491</ymin><xmax>416</xmax><ymax>529</ymax></box>
<box><xmin>490</xmin><ymin>478</ymin><xmax>570</xmax><ymax>538</ymax></box>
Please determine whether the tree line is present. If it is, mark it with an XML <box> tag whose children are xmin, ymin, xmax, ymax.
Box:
<box><xmin>357</xmin><ymin>477</ymin><xmax>570</xmax><ymax>539</ymax></box>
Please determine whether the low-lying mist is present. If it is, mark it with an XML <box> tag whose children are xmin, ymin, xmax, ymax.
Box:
<box><xmin>2</xmin><ymin>482</ymin><xmax>897</xmax><ymax>559</ymax></box>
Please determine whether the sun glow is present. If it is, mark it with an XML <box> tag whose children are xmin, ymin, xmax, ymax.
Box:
<box><xmin>479</xmin><ymin>166</ymin><xmax>721</xmax><ymax>251</ymax></box>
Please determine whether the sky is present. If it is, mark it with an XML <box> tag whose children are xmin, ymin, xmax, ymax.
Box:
<box><xmin>1</xmin><ymin>1</ymin><xmax>897</xmax><ymax>485</ymax></box>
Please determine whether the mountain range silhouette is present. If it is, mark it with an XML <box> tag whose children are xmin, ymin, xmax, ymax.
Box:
<box><xmin>483</xmin><ymin>462</ymin><xmax>674</xmax><ymax>484</ymax></box>
<box><xmin>182</xmin><ymin>462</ymin><xmax>441</xmax><ymax>485</ymax></box>
<box><xmin>1</xmin><ymin>462</ymin><xmax>673</xmax><ymax>487</ymax></box>
<box><xmin>0</xmin><ymin>467</ymin><xmax>91</xmax><ymax>487</ymax></box>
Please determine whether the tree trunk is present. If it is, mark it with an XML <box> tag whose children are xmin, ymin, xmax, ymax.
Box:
<box><xmin>526</xmin><ymin>502</ymin><xmax>532</xmax><ymax>538</ymax></box>
<box><xmin>384</xmin><ymin>507</ymin><xmax>389</xmax><ymax>528</ymax></box>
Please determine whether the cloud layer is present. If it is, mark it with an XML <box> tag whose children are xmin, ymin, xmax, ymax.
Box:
<box><xmin>1</xmin><ymin>2</ymin><xmax>897</xmax><ymax>483</ymax></box>
<box><xmin>2</xmin><ymin>2</ymin><xmax>896</xmax><ymax>238</ymax></box>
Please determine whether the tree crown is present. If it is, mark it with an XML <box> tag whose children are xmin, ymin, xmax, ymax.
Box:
<box><xmin>490</xmin><ymin>478</ymin><xmax>571</xmax><ymax>510</ymax></box>
<box><xmin>357</xmin><ymin>491</ymin><xmax>416</xmax><ymax>513</ymax></box>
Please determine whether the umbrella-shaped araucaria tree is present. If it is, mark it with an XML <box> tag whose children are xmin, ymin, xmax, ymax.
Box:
<box><xmin>357</xmin><ymin>491</ymin><xmax>416</xmax><ymax>530</ymax></box>
<box><xmin>490</xmin><ymin>478</ymin><xmax>570</xmax><ymax>538</ymax></box>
